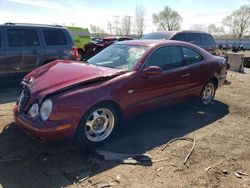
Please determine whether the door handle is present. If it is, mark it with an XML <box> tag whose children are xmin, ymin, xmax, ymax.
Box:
<box><xmin>180</xmin><ymin>73</ymin><xmax>190</xmax><ymax>78</ymax></box>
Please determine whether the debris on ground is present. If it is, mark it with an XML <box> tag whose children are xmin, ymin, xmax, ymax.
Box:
<box><xmin>0</xmin><ymin>158</ymin><xmax>22</xmax><ymax>162</ymax></box>
<box><xmin>222</xmin><ymin>170</ymin><xmax>229</xmax><ymax>175</ymax></box>
<box><xmin>61</xmin><ymin>170</ymin><xmax>91</xmax><ymax>184</ymax></box>
<box><xmin>237</xmin><ymin>171</ymin><xmax>248</xmax><ymax>176</ymax></box>
<box><xmin>96</xmin><ymin>137</ymin><xmax>195</xmax><ymax>165</ymax></box>
<box><xmin>205</xmin><ymin>166</ymin><xmax>212</xmax><ymax>172</ymax></box>
<box><xmin>234</xmin><ymin>172</ymin><xmax>242</xmax><ymax>178</ymax></box>
<box><xmin>92</xmin><ymin>181</ymin><xmax>116</xmax><ymax>188</ymax></box>
<box><xmin>156</xmin><ymin>167</ymin><xmax>164</xmax><ymax>172</ymax></box>
<box><xmin>95</xmin><ymin>149</ymin><xmax>151</xmax><ymax>165</ymax></box>
<box><xmin>234</xmin><ymin>170</ymin><xmax>248</xmax><ymax>178</ymax></box>
<box><xmin>161</xmin><ymin>137</ymin><xmax>196</xmax><ymax>165</ymax></box>
<box><xmin>115</xmin><ymin>174</ymin><xmax>121</xmax><ymax>183</ymax></box>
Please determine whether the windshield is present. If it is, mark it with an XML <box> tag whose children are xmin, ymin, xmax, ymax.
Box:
<box><xmin>88</xmin><ymin>44</ymin><xmax>147</xmax><ymax>70</ymax></box>
<box><xmin>141</xmin><ymin>32</ymin><xmax>174</xmax><ymax>40</ymax></box>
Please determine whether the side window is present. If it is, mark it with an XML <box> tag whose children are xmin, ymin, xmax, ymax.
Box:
<box><xmin>43</xmin><ymin>29</ymin><xmax>67</xmax><ymax>45</ymax></box>
<box><xmin>186</xmin><ymin>33</ymin><xmax>201</xmax><ymax>45</ymax></box>
<box><xmin>171</xmin><ymin>33</ymin><xmax>186</xmax><ymax>41</ymax></box>
<box><xmin>201</xmin><ymin>34</ymin><xmax>215</xmax><ymax>45</ymax></box>
<box><xmin>181</xmin><ymin>47</ymin><xmax>203</xmax><ymax>65</ymax></box>
<box><xmin>145</xmin><ymin>46</ymin><xmax>184</xmax><ymax>71</ymax></box>
<box><xmin>7</xmin><ymin>29</ymin><xmax>39</xmax><ymax>47</ymax></box>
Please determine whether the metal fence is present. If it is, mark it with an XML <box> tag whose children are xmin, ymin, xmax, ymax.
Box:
<box><xmin>215</xmin><ymin>39</ymin><xmax>250</xmax><ymax>50</ymax></box>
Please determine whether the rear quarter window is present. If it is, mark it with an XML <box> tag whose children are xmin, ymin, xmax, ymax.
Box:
<box><xmin>186</xmin><ymin>33</ymin><xmax>202</xmax><ymax>46</ymax></box>
<box><xmin>7</xmin><ymin>28</ymin><xmax>40</xmax><ymax>47</ymax></box>
<box><xmin>181</xmin><ymin>47</ymin><xmax>203</xmax><ymax>65</ymax></box>
<box><xmin>43</xmin><ymin>29</ymin><xmax>67</xmax><ymax>45</ymax></box>
<box><xmin>201</xmin><ymin>34</ymin><xmax>215</xmax><ymax>45</ymax></box>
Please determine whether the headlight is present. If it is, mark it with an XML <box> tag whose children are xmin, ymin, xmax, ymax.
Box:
<box><xmin>28</xmin><ymin>103</ymin><xmax>39</xmax><ymax>118</ymax></box>
<box><xmin>40</xmin><ymin>99</ymin><xmax>53</xmax><ymax>121</ymax></box>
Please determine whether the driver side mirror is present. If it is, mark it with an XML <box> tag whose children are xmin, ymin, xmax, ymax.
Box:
<box><xmin>142</xmin><ymin>66</ymin><xmax>163</xmax><ymax>76</ymax></box>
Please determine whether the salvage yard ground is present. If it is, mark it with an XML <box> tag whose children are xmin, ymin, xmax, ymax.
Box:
<box><xmin>0</xmin><ymin>69</ymin><xmax>250</xmax><ymax>188</ymax></box>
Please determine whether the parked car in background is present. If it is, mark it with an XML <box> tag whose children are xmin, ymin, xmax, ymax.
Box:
<box><xmin>91</xmin><ymin>37</ymin><xmax>103</xmax><ymax>44</ymax></box>
<box><xmin>141</xmin><ymin>31</ymin><xmax>216</xmax><ymax>54</ymax></box>
<box><xmin>65</xmin><ymin>26</ymin><xmax>91</xmax><ymax>60</ymax></box>
<box><xmin>84</xmin><ymin>36</ymin><xmax>133</xmax><ymax>59</ymax></box>
<box><xmin>0</xmin><ymin>22</ymin><xmax>78</xmax><ymax>79</ymax></box>
<box><xmin>14</xmin><ymin>40</ymin><xmax>228</xmax><ymax>146</ymax></box>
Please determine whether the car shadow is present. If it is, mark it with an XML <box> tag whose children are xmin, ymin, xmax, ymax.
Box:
<box><xmin>0</xmin><ymin>99</ymin><xmax>229</xmax><ymax>188</ymax></box>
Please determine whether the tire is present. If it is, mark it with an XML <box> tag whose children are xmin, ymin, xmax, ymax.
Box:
<box><xmin>201</xmin><ymin>80</ymin><xmax>216</xmax><ymax>105</ymax></box>
<box><xmin>76</xmin><ymin>103</ymin><xmax>119</xmax><ymax>147</ymax></box>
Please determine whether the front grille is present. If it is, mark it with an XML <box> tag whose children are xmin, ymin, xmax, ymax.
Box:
<box><xmin>18</xmin><ymin>84</ymin><xmax>31</xmax><ymax>113</ymax></box>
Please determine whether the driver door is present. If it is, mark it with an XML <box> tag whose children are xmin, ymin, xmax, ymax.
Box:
<box><xmin>123</xmin><ymin>46</ymin><xmax>191</xmax><ymax>115</ymax></box>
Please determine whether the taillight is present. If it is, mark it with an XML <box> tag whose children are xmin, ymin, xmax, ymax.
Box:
<box><xmin>70</xmin><ymin>46</ymin><xmax>78</xmax><ymax>60</ymax></box>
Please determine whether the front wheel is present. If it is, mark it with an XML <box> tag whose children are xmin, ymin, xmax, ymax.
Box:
<box><xmin>76</xmin><ymin>104</ymin><xmax>118</xmax><ymax>147</ymax></box>
<box><xmin>201</xmin><ymin>81</ymin><xmax>216</xmax><ymax>105</ymax></box>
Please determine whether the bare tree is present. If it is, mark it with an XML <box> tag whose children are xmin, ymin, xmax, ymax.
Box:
<box><xmin>152</xmin><ymin>6</ymin><xmax>182</xmax><ymax>31</ymax></box>
<box><xmin>113</xmin><ymin>15</ymin><xmax>121</xmax><ymax>35</ymax></box>
<box><xmin>107</xmin><ymin>21</ymin><xmax>113</xmax><ymax>35</ymax></box>
<box><xmin>135</xmin><ymin>5</ymin><xmax>146</xmax><ymax>37</ymax></box>
<box><xmin>90</xmin><ymin>24</ymin><xmax>106</xmax><ymax>37</ymax></box>
<box><xmin>222</xmin><ymin>5</ymin><xmax>250</xmax><ymax>38</ymax></box>
<box><xmin>207</xmin><ymin>24</ymin><xmax>225</xmax><ymax>36</ymax></box>
<box><xmin>189</xmin><ymin>24</ymin><xmax>207</xmax><ymax>32</ymax></box>
<box><xmin>121</xmin><ymin>16</ymin><xmax>132</xmax><ymax>36</ymax></box>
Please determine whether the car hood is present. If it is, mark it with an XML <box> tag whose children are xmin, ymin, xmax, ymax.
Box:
<box><xmin>24</xmin><ymin>60</ymin><xmax>125</xmax><ymax>95</ymax></box>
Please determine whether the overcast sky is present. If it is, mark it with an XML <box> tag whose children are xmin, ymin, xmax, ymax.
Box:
<box><xmin>0</xmin><ymin>0</ymin><xmax>249</xmax><ymax>33</ymax></box>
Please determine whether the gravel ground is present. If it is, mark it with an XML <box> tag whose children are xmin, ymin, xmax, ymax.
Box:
<box><xmin>0</xmin><ymin>69</ymin><xmax>250</xmax><ymax>188</ymax></box>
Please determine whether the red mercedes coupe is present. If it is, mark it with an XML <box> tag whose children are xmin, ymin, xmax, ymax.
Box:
<box><xmin>14</xmin><ymin>40</ymin><xmax>228</xmax><ymax>146</ymax></box>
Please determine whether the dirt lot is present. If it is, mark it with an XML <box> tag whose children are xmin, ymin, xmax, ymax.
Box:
<box><xmin>0</xmin><ymin>69</ymin><xmax>250</xmax><ymax>188</ymax></box>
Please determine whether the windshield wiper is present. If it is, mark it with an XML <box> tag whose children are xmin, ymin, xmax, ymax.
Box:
<box><xmin>102</xmin><ymin>65</ymin><xmax>116</xmax><ymax>68</ymax></box>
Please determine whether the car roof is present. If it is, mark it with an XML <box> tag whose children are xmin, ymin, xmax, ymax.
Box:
<box><xmin>103</xmin><ymin>36</ymin><xmax>133</xmax><ymax>40</ymax></box>
<box><xmin>144</xmin><ymin>30</ymin><xmax>211</xmax><ymax>35</ymax></box>
<box><xmin>141</xmin><ymin>31</ymin><xmax>213</xmax><ymax>40</ymax></box>
<box><xmin>118</xmin><ymin>39</ymin><xmax>194</xmax><ymax>47</ymax></box>
<box><xmin>118</xmin><ymin>39</ymin><xmax>213</xmax><ymax>58</ymax></box>
<box><xmin>0</xmin><ymin>23</ymin><xmax>64</xmax><ymax>29</ymax></box>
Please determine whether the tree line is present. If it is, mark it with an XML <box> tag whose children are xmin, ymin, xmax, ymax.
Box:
<box><xmin>90</xmin><ymin>5</ymin><xmax>250</xmax><ymax>39</ymax></box>
<box><xmin>90</xmin><ymin>5</ymin><xmax>145</xmax><ymax>38</ymax></box>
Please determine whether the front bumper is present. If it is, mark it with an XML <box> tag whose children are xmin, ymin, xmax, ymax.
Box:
<box><xmin>14</xmin><ymin>105</ymin><xmax>76</xmax><ymax>141</ymax></box>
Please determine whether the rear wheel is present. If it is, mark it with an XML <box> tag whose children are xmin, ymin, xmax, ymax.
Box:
<box><xmin>201</xmin><ymin>81</ymin><xmax>216</xmax><ymax>105</ymax></box>
<box><xmin>76</xmin><ymin>103</ymin><xmax>118</xmax><ymax>147</ymax></box>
